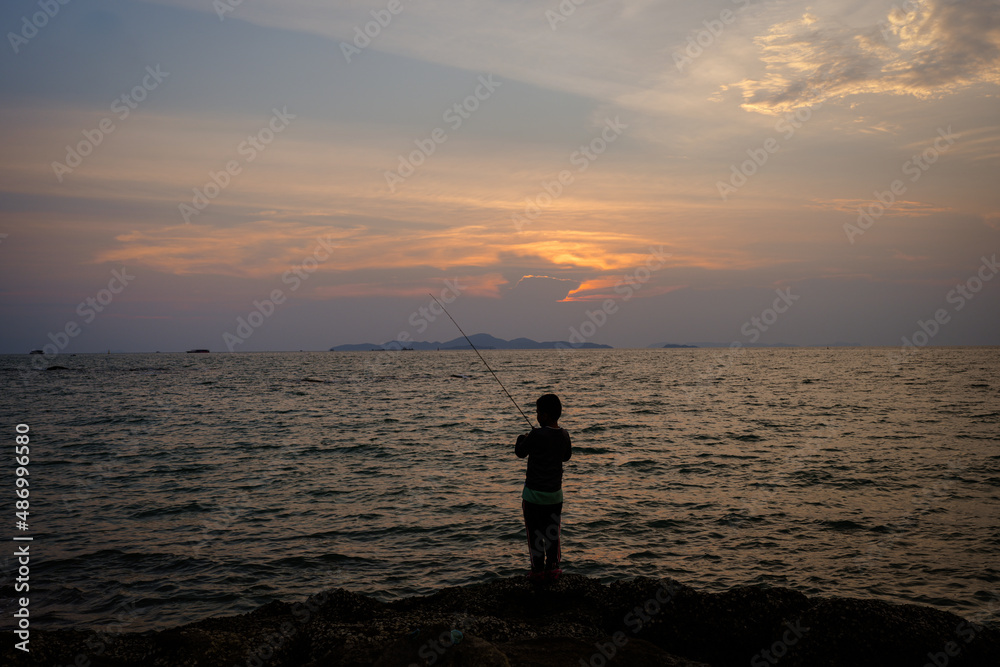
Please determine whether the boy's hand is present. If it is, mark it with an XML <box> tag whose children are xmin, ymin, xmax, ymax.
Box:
<box><xmin>516</xmin><ymin>434</ymin><xmax>526</xmax><ymax>445</ymax></box>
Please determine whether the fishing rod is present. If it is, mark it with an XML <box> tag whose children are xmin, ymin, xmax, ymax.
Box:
<box><xmin>429</xmin><ymin>293</ymin><xmax>534</xmax><ymax>430</ymax></box>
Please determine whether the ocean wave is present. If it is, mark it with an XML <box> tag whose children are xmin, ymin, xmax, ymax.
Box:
<box><xmin>3</xmin><ymin>348</ymin><xmax>997</xmax><ymax>631</ymax></box>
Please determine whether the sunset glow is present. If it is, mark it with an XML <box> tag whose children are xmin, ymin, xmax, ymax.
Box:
<box><xmin>1</xmin><ymin>0</ymin><xmax>998</xmax><ymax>351</ymax></box>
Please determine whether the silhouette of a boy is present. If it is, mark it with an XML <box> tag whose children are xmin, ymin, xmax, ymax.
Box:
<box><xmin>515</xmin><ymin>393</ymin><xmax>572</xmax><ymax>582</ymax></box>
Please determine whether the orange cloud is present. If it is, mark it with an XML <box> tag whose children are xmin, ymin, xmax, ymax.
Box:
<box><xmin>563</xmin><ymin>278</ymin><xmax>684</xmax><ymax>302</ymax></box>
<box><xmin>96</xmin><ymin>216</ymin><xmax>687</xmax><ymax>280</ymax></box>
<box><xmin>312</xmin><ymin>273</ymin><xmax>506</xmax><ymax>299</ymax></box>
<box><xmin>94</xmin><ymin>221</ymin><xmax>356</xmax><ymax>278</ymax></box>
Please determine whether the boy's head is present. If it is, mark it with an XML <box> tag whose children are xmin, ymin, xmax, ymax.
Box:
<box><xmin>536</xmin><ymin>393</ymin><xmax>562</xmax><ymax>426</ymax></box>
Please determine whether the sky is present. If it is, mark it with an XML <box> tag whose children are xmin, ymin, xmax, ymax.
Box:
<box><xmin>1</xmin><ymin>0</ymin><xmax>998</xmax><ymax>352</ymax></box>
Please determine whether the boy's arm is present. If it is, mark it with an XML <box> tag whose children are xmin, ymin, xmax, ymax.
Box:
<box><xmin>561</xmin><ymin>430</ymin><xmax>572</xmax><ymax>462</ymax></box>
<box><xmin>515</xmin><ymin>431</ymin><xmax>531</xmax><ymax>458</ymax></box>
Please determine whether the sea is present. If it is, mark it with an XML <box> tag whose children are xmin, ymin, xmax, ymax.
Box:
<box><xmin>1</xmin><ymin>347</ymin><xmax>998</xmax><ymax>633</ymax></box>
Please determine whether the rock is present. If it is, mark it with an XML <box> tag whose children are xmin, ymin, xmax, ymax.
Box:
<box><xmin>372</xmin><ymin>625</ymin><xmax>509</xmax><ymax>666</ymax></box>
<box><xmin>499</xmin><ymin>635</ymin><xmax>709</xmax><ymax>666</ymax></box>
<box><xmin>3</xmin><ymin>575</ymin><xmax>997</xmax><ymax>666</ymax></box>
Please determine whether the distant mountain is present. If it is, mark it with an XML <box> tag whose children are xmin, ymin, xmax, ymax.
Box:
<box><xmin>330</xmin><ymin>333</ymin><xmax>611</xmax><ymax>351</ymax></box>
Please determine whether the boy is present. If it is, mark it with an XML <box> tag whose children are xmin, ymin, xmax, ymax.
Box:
<box><xmin>515</xmin><ymin>393</ymin><xmax>572</xmax><ymax>582</ymax></box>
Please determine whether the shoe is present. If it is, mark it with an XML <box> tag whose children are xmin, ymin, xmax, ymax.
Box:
<box><xmin>528</xmin><ymin>570</ymin><xmax>546</xmax><ymax>584</ymax></box>
<box><xmin>545</xmin><ymin>568</ymin><xmax>562</xmax><ymax>581</ymax></box>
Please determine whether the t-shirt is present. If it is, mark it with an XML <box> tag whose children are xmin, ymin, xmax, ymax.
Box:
<box><xmin>515</xmin><ymin>426</ymin><xmax>572</xmax><ymax>503</ymax></box>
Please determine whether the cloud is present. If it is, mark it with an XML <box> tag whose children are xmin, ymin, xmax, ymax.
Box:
<box><xmin>808</xmin><ymin>198</ymin><xmax>949</xmax><ymax>216</ymax></box>
<box><xmin>94</xmin><ymin>217</ymin><xmax>683</xmax><ymax>287</ymax></box>
<box><xmin>509</xmin><ymin>275</ymin><xmax>579</xmax><ymax>302</ymax></box>
<box><xmin>132</xmin><ymin>0</ymin><xmax>735</xmax><ymax>125</ymax></box>
<box><xmin>313</xmin><ymin>273</ymin><xmax>505</xmax><ymax>299</ymax></box>
<box><xmin>736</xmin><ymin>0</ymin><xmax>1000</xmax><ymax>114</ymax></box>
<box><xmin>94</xmin><ymin>221</ymin><xmax>356</xmax><ymax>278</ymax></box>
<box><xmin>562</xmin><ymin>277</ymin><xmax>684</xmax><ymax>302</ymax></box>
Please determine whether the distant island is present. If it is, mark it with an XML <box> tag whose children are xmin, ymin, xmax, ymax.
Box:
<box><xmin>329</xmin><ymin>336</ymin><xmax>874</xmax><ymax>352</ymax></box>
<box><xmin>330</xmin><ymin>333</ymin><xmax>612</xmax><ymax>351</ymax></box>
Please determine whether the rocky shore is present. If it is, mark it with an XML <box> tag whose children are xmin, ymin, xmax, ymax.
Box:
<box><xmin>7</xmin><ymin>575</ymin><xmax>999</xmax><ymax>666</ymax></box>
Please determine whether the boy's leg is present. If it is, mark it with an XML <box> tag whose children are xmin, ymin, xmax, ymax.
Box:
<box><xmin>543</xmin><ymin>502</ymin><xmax>563</xmax><ymax>572</ymax></box>
<box><xmin>521</xmin><ymin>500</ymin><xmax>545</xmax><ymax>573</ymax></box>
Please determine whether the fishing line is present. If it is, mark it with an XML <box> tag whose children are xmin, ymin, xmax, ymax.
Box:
<box><xmin>429</xmin><ymin>294</ymin><xmax>534</xmax><ymax>429</ymax></box>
